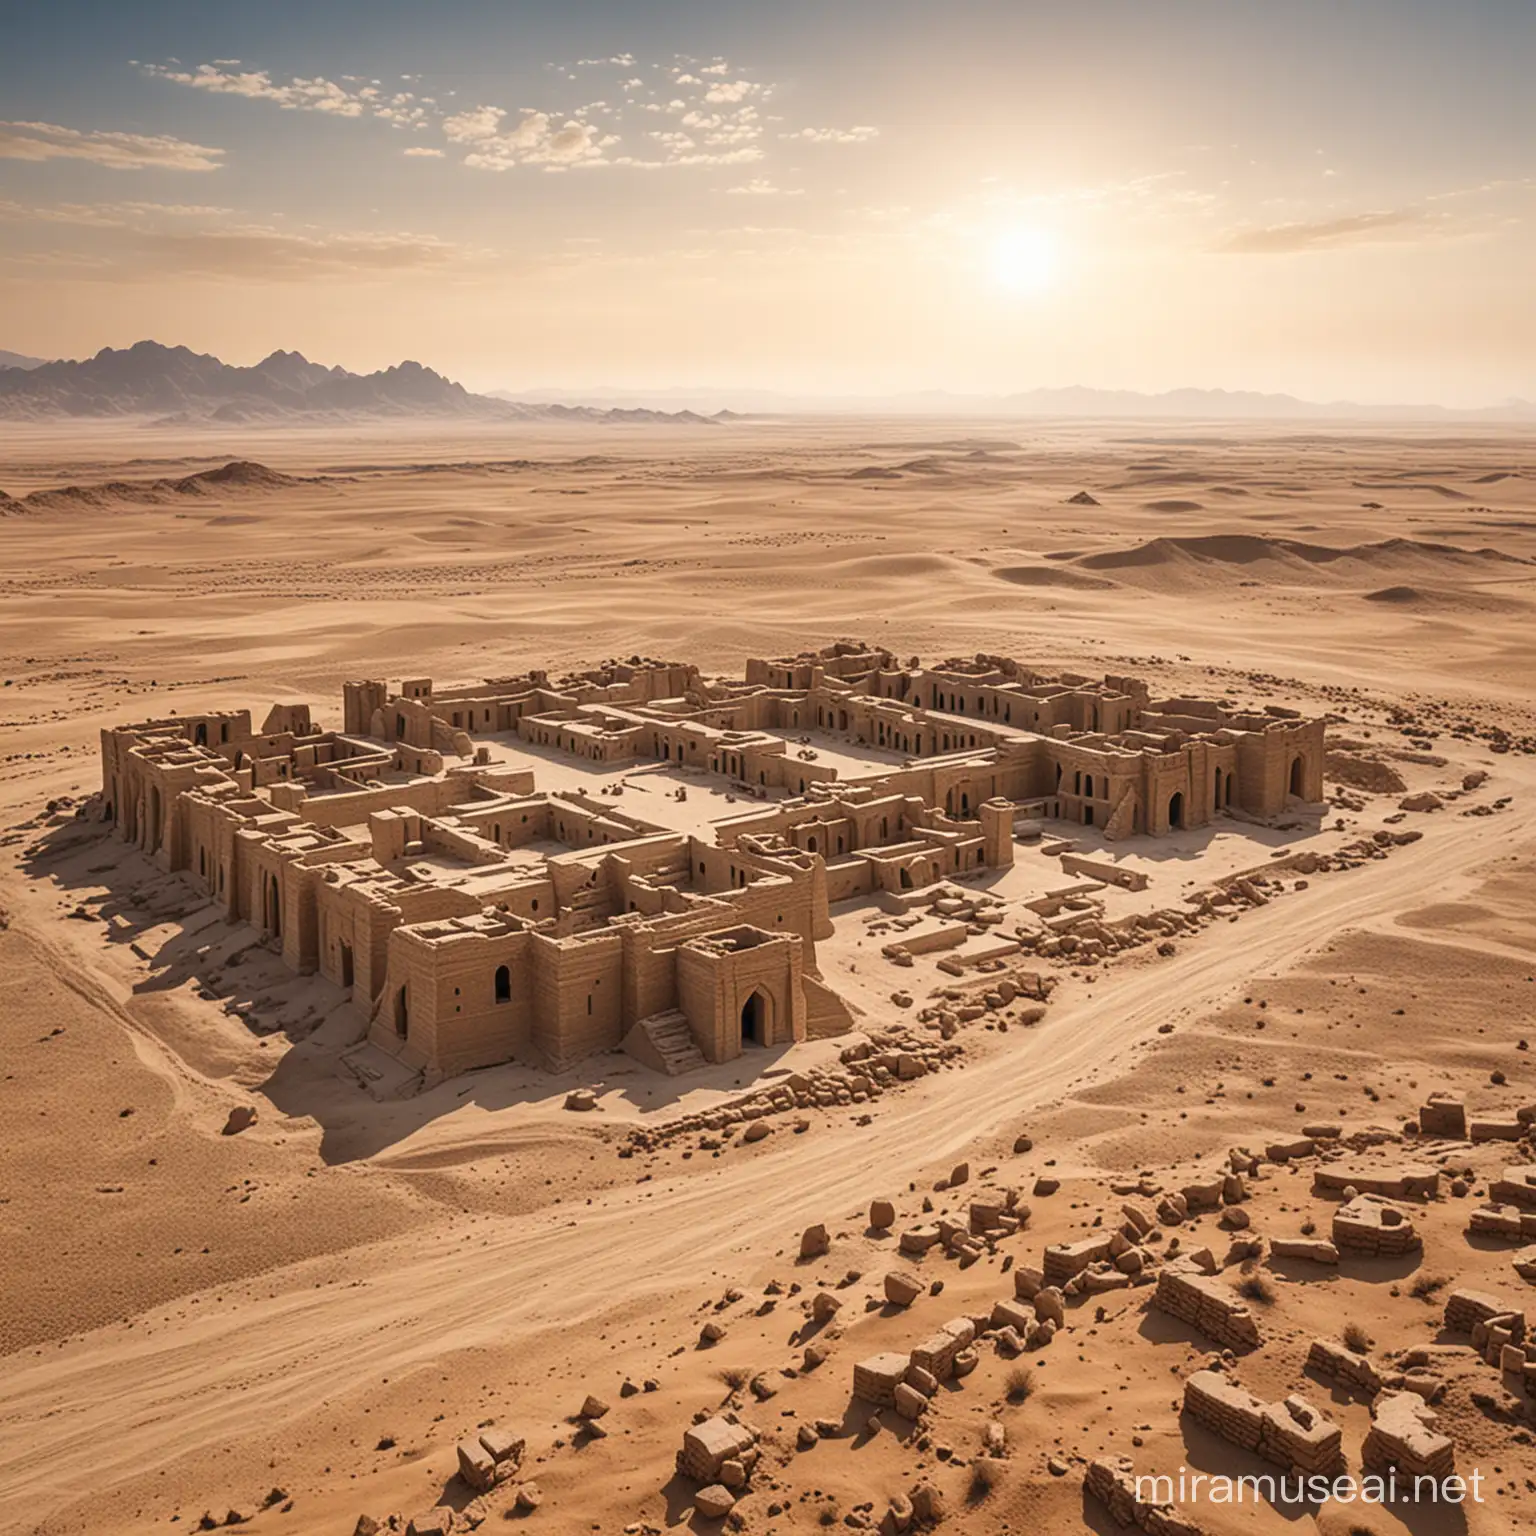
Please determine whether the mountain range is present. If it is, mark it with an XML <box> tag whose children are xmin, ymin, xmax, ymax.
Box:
<box><xmin>4</xmin><ymin>342</ymin><xmax>1532</xmax><ymax>423</ymax></box>
<box><xmin>499</xmin><ymin>382</ymin><xmax>1536</xmax><ymax>422</ymax></box>
<box><xmin>0</xmin><ymin>341</ymin><xmax>724</xmax><ymax>425</ymax></box>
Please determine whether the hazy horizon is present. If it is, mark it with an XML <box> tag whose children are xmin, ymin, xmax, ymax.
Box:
<box><xmin>3</xmin><ymin>0</ymin><xmax>1534</xmax><ymax>408</ymax></box>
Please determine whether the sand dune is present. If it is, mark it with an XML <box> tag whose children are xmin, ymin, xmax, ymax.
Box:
<box><xmin>5</xmin><ymin>459</ymin><xmax>317</xmax><ymax>514</ymax></box>
<box><xmin>1073</xmin><ymin>532</ymin><xmax>1529</xmax><ymax>592</ymax></box>
<box><xmin>4</xmin><ymin>417</ymin><xmax>1536</xmax><ymax>1535</ymax></box>
<box><xmin>992</xmin><ymin>564</ymin><xmax>1119</xmax><ymax>590</ymax></box>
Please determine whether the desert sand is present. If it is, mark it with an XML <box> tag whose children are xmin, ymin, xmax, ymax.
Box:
<box><xmin>4</xmin><ymin>416</ymin><xmax>1536</xmax><ymax>1536</ymax></box>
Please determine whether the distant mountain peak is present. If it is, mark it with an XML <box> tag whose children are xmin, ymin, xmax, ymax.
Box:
<box><xmin>0</xmin><ymin>339</ymin><xmax>719</xmax><ymax>426</ymax></box>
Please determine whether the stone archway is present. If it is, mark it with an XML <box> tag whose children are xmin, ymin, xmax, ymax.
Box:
<box><xmin>1289</xmin><ymin>756</ymin><xmax>1305</xmax><ymax>798</ymax></box>
<box><xmin>740</xmin><ymin>988</ymin><xmax>769</xmax><ymax>1047</ymax></box>
<box><xmin>1168</xmin><ymin>790</ymin><xmax>1185</xmax><ymax>831</ymax></box>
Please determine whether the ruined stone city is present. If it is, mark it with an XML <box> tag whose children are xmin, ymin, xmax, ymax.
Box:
<box><xmin>99</xmin><ymin>642</ymin><xmax>1323</xmax><ymax>1087</ymax></box>
<box><xmin>7</xmin><ymin>9</ymin><xmax>1536</xmax><ymax>1525</ymax></box>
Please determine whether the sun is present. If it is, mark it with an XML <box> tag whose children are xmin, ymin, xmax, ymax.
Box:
<box><xmin>988</xmin><ymin>225</ymin><xmax>1060</xmax><ymax>296</ymax></box>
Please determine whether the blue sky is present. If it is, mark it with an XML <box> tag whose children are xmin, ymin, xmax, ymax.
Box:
<box><xmin>2</xmin><ymin>0</ymin><xmax>1533</xmax><ymax>402</ymax></box>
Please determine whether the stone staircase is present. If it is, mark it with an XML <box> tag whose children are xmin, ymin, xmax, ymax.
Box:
<box><xmin>1102</xmin><ymin>789</ymin><xmax>1140</xmax><ymax>841</ymax></box>
<box><xmin>631</xmin><ymin>1009</ymin><xmax>707</xmax><ymax>1075</ymax></box>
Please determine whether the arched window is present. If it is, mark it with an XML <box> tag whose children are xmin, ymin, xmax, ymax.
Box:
<box><xmin>495</xmin><ymin>965</ymin><xmax>511</xmax><ymax>1002</ymax></box>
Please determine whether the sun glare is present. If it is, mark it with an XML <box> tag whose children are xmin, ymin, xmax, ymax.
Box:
<box><xmin>988</xmin><ymin>226</ymin><xmax>1060</xmax><ymax>297</ymax></box>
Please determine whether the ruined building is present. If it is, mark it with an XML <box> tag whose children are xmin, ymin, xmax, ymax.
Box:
<box><xmin>99</xmin><ymin>642</ymin><xmax>1323</xmax><ymax>1084</ymax></box>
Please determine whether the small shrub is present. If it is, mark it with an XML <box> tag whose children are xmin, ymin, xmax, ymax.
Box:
<box><xmin>1342</xmin><ymin>1320</ymin><xmax>1372</xmax><ymax>1353</ymax></box>
<box><xmin>969</xmin><ymin>1458</ymin><xmax>1001</xmax><ymax>1501</ymax></box>
<box><xmin>717</xmin><ymin>1366</ymin><xmax>749</xmax><ymax>1391</ymax></box>
<box><xmin>1238</xmin><ymin>1273</ymin><xmax>1276</xmax><ymax>1305</ymax></box>
<box><xmin>1409</xmin><ymin>1272</ymin><xmax>1448</xmax><ymax>1301</ymax></box>
<box><xmin>1005</xmin><ymin>1365</ymin><xmax>1036</xmax><ymax>1403</ymax></box>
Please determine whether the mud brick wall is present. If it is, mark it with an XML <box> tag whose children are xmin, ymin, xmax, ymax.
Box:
<box><xmin>1444</xmin><ymin>1288</ymin><xmax>1515</xmax><ymax>1335</ymax></box>
<box><xmin>1183</xmin><ymin>1372</ymin><xmax>1343</xmax><ymax>1477</ymax></box>
<box><xmin>907</xmin><ymin>1318</ymin><xmax>976</xmax><ymax>1382</ymax></box>
<box><xmin>1362</xmin><ymin>1392</ymin><xmax>1455</xmax><ymax>1480</ymax></box>
<box><xmin>1154</xmin><ymin>1266</ymin><xmax>1261</xmax><ymax>1353</ymax></box>
<box><xmin>1332</xmin><ymin>1197</ymin><xmax>1421</xmax><ymax>1257</ymax></box>
<box><xmin>1044</xmin><ymin>1234</ymin><xmax>1116</xmax><ymax>1287</ymax></box>
<box><xmin>852</xmin><ymin>1353</ymin><xmax>909</xmax><ymax>1407</ymax></box>
<box><xmin>1306</xmin><ymin>1338</ymin><xmax>1384</xmax><ymax>1396</ymax></box>
<box><xmin>1083</xmin><ymin>1457</ymin><xmax>1205</xmax><ymax>1536</ymax></box>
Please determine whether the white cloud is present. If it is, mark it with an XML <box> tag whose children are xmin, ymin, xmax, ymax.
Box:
<box><xmin>0</xmin><ymin>120</ymin><xmax>224</xmax><ymax>171</ymax></box>
<box><xmin>704</xmin><ymin>80</ymin><xmax>759</xmax><ymax>105</ymax></box>
<box><xmin>444</xmin><ymin>106</ymin><xmax>615</xmax><ymax>170</ymax></box>
<box><xmin>1216</xmin><ymin>209</ymin><xmax>1439</xmax><ymax>254</ymax></box>
<box><xmin>726</xmin><ymin>178</ymin><xmax>802</xmax><ymax>197</ymax></box>
<box><xmin>0</xmin><ymin>197</ymin><xmax>235</xmax><ymax>228</ymax></box>
<box><xmin>137</xmin><ymin>224</ymin><xmax>458</xmax><ymax>279</ymax></box>
<box><xmin>142</xmin><ymin>62</ymin><xmax>429</xmax><ymax>127</ymax></box>
<box><xmin>782</xmin><ymin>126</ymin><xmax>879</xmax><ymax>144</ymax></box>
<box><xmin>403</xmin><ymin>146</ymin><xmax>444</xmax><ymax>158</ymax></box>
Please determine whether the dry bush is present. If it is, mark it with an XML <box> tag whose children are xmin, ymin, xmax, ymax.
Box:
<box><xmin>1343</xmin><ymin>1320</ymin><xmax>1372</xmax><ymax>1353</ymax></box>
<box><xmin>1238</xmin><ymin>1273</ymin><xmax>1276</xmax><ymax>1305</ymax></box>
<box><xmin>1005</xmin><ymin>1365</ymin><xmax>1036</xmax><ymax>1402</ymax></box>
<box><xmin>969</xmin><ymin>1458</ymin><xmax>1001</xmax><ymax>1501</ymax></box>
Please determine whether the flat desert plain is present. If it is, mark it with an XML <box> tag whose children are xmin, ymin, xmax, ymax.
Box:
<box><xmin>3</xmin><ymin>417</ymin><xmax>1536</xmax><ymax>1536</ymax></box>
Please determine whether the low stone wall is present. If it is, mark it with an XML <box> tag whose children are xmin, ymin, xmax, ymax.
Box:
<box><xmin>1362</xmin><ymin>1391</ymin><xmax>1455</xmax><ymax>1480</ymax></box>
<box><xmin>1313</xmin><ymin>1162</ymin><xmax>1440</xmax><ymax>1200</ymax></box>
<box><xmin>1332</xmin><ymin>1195</ymin><xmax>1421</xmax><ymax>1257</ymax></box>
<box><xmin>1468</xmin><ymin>1204</ymin><xmax>1536</xmax><ymax>1241</ymax></box>
<box><xmin>1182</xmin><ymin>1371</ymin><xmax>1343</xmax><ymax>1476</ymax></box>
<box><xmin>1491</xmin><ymin>1165</ymin><xmax>1536</xmax><ymax>1207</ymax></box>
<box><xmin>1044</xmin><ymin>1234</ymin><xmax>1115</xmax><ymax>1287</ymax></box>
<box><xmin>1417</xmin><ymin>1096</ymin><xmax>1467</xmax><ymax>1139</ymax></box>
<box><xmin>677</xmin><ymin>1416</ymin><xmax>758</xmax><ymax>1482</ymax></box>
<box><xmin>1470</xmin><ymin>1117</ymin><xmax>1525</xmax><ymax>1143</ymax></box>
<box><xmin>1083</xmin><ymin>1456</ymin><xmax>1204</xmax><ymax>1536</ymax></box>
<box><xmin>1153</xmin><ymin>1260</ymin><xmax>1261</xmax><ymax>1353</ymax></box>
<box><xmin>1306</xmin><ymin>1338</ymin><xmax>1384</xmax><ymax>1396</ymax></box>
<box><xmin>908</xmin><ymin>1317</ymin><xmax>976</xmax><ymax>1381</ymax></box>
<box><xmin>852</xmin><ymin>1353</ymin><xmax>910</xmax><ymax>1408</ymax></box>
<box><xmin>1444</xmin><ymin>1287</ymin><xmax>1515</xmax><ymax>1335</ymax></box>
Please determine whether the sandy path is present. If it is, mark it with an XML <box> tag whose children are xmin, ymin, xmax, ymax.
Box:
<box><xmin>2</xmin><ymin>775</ymin><xmax>1529</xmax><ymax>1526</ymax></box>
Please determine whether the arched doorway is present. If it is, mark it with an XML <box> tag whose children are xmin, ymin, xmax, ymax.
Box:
<box><xmin>340</xmin><ymin>942</ymin><xmax>354</xmax><ymax>990</ymax></box>
<box><xmin>740</xmin><ymin>989</ymin><xmax>767</xmax><ymax>1047</ymax></box>
<box><xmin>494</xmin><ymin>964</ymin><xmax>511</xmax><ymax>1002</ymax></box>
<box><xmin>1168</xmin><ymin>791</ymin><xmax>1185</xmax><ymax>830</ymax></box>
<box><xmin>899</xmin><ymin>867</ymin><xmax>913</xmax><ymax>890</ymax></box>
<box><xmin>394</xmin><ymin>985</ymin><xmax>408</xmax><ymax>1038</ymax></box>
<box><xmin>1289</xmin><ymin>756</ymin><xmax>1305</xmax><ymax>797</ymax></box>
<box><xmin>265</xmin><ymin>872</ymin><xmax>282</xmax><ymax>937</ymax></box>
